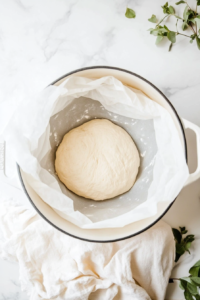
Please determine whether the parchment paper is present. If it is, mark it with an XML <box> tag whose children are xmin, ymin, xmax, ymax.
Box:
<box><xmin>1</xmin><ymin>76</ymin><xmax>189</xmax><ymax>228</ymax></box>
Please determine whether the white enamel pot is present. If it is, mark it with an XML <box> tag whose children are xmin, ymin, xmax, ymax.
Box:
<box><xmin>16</xmin><ymin>66</ymin><xmax>200</xmax><ymax>242</ymax></box>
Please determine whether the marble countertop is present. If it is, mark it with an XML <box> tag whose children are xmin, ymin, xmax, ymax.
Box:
<box><xmin>0</xmin><ymin>0</ymin><xmax>200</xmax><ymax>299</ymax></box>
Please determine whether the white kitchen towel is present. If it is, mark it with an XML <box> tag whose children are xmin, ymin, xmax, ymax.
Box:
<box><xmin>0</xmin><ymin>200</ymin><xmax>175</xmax><ymax>300</ymax></box>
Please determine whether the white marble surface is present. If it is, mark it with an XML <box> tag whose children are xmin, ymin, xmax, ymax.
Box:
<box><xmin>0</xmin><ymin>0</ymin><xmax>200</xmax><ymax>299</ymax></box>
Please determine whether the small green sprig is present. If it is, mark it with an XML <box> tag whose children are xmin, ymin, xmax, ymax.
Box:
<box><xmin>172</xmin><ymin>226</ymin><xmax>195</xmax><ymax>262</ymax></box>
<box><xmin>148</xmin><ymin>1</ymin><xmax>200</xmax><ymax>51</ymax></box>
<box><xmin>170</xmin><ymin>260</ymin><xmax>200</xmax><ymax>300</ymax></box>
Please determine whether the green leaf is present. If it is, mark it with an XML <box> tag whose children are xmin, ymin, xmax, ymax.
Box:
<box><xmin>159</xmin><ymin>28</ymin><xmax>168</xmax><ymax>34</ymax></box>
<box><xmin>149</xmin><ymin>28</ymin><xmax>160</xmax><ymax>36</ymax></box>
<box><xmin>187</xmin><ymin>282</ymin><xmax>198</xmax><ymax>295</ymax></box>
<box><xmin>180</xmin><ymin>227</ymin><xmax>185</xmax><ymax>232</ymax></box>
<box><xmin>169</xmin><ymin>5</ymin><xmax>175</xmax><ymax>14</ymax></box>
<box><xmin>194</xmin><ymin>17</ymin><xmax>200</xmax><ymax>28</ymax></box>
<box><xmin>173</xmin><ymin>227</ymin><xmax>195</xmax><ymax>263</ymax></box>
<box><xmin>184</xmin><ymin>290</ymin><xmax>195</xmax><ymax>300</ymax></box>
<box><xmin>176</xmin><ymin>244</ymin><xmax>185</xmax><ymax>255</ymax></box>
<box><xmin>196</xmin><ymin>36</ymin><xmax>200</xmax><ymax>50</ymax></box>
<box><xmin>183</xmin><ymin>6</ymin><xmax>189</xmax><ymax>21</ymax></box>
<box><xmin>148</xmin><ymin>14</ymin><xmax>157</xmax><ymax>23</ymax></box>
<box><xmin>125</xmin><ymin>8</ymin><xmax>136</xmax><ymax>18</ymax></box>
<box><xmin>197</xmin><ymin>0</ymin><xmax>200</xmax><ymax>6</ymax></box>
<box><xmin>180</xmin><ymin>227</ymin><xmax>188</xmax><ymax>234</ymax></box>
<box><xmin>182</xmin><ymin>277</ymin><xmax>193</xmax><ymax>284</ymax></box>
<box><xmin>169</xmin><ymin>42</ymin><xmax>173</xmax><ymax>51</ymax></box>
<box><xmin>162</xmin><ymin>2</ymin><xmax>169</xmax><ymax>13</ymax></box>
<box><xmin>186</xmin><ymin>10</ymin><xmax>196</xmax><ymax>22</ymax></box>
<box><xmin>190</xmin><ymin>266</ymin><xmax>200</xmax><ymax>277</ymax></box>
<box><xmin>191</xmin><ymin>261</ymin><xmax>200</xmax><ymax>268</ymax></box>
<box><xmin>190</xmin><ymin>18</ymin><xmax>196</xmax><ymax>24</ymax></box>
<box><xmin>180</xmin><ymin>279</ymin><xmax>187</xmax><ymax>290</ymax></box>
<box><xmin>176</xmin><ymin>243</ymin><xmax>185</xmax><ymax>255</ymax></box>
<box><xmin>184</xmin><ymin>235</ymin><xmax>195</xmax><ymax>243</ymax></box>
<box><xmin>185</xmin><ymin>242</ymin><xmax>191</xmax><ymax>253</ymax></box>
<box><xmin>191</xmin><ymin>277</ymin><xmax>200</xmax><ymax>285</ymax></box>
<box><xmin>150</xmin><ymin>30</ymin><xmax>159</xmax><ymax>36</ymax></box>
<box><xmin>182</xmin><ymin>21</ymin><xmax>188</xmax><ymax>31</ymax></box>
<box><xmin>162</xmin><ymin>2</ymin><xmax>175</xmax><ymax>14</ymax></box>
<box><xmin>195</xmin><ymin>295</ymin><xmax>200</xmax><ymax>300</ymax></box>
<box><xmin>173</xmin><ymin>228</ymin><xmax>182</xmax><ymax>243</ymax></box>
<box><xmin>149</xmin><ymin>26</ymin><xmax>168</xmax><ymax>36</ymax></box>
<box><xmin>156</xmin><ymin>36</ymin><xmax>164</xmax><ymax>44</ymax></box>
<box><xmin>176</xmin><ymin>0</ymin><xmax>186</xmax><ymax>4</ymax></box>
<box><xmin>167</xmin><ymin>31</ymin><xmax>176</xmax><ymax>43</ymax></box>
<box><xmin>164</xmin><ymin>24</ymin><xmax>170</xmax><ymax>31</ymax></box>
<box><xmin>189</xmin><ymin>261</ymin><xmax>200</xmax><ymax>277</ymax></box>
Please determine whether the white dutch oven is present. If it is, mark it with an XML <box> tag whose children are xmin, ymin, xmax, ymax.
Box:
<box><xmin>15</xmin><ymin>66</ymin><xmax>200</xmax><ymax>242</ymax></box>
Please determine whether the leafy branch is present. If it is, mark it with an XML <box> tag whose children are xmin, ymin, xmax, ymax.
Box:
<box><xmin>170</xmin><ymin>260</ymin><xmax>200</xmax><ymax>300</ymax></box>
<box><xmin>171</xmin><ymin>226</ymin><xmax>198</xmax><ymax>300</ymax></box>
<box><xmin>148</xmin><ymin>1</ymin><xmax>200</xmax><ymax>51</ymax></box>
<box><xmin>172</xmin><ymin>226</ymin><xmax>195</xmax><ymax>262</ymax></box>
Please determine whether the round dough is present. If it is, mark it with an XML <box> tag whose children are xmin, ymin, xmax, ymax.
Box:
<box><xmin>55</xmin><ymin>119</ymin><xmax>140</xmax><ymax>201</ymax></box>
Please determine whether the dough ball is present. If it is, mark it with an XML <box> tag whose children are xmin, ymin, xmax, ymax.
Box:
<box><xmin>55</xmin><ymin>119</ymin><xmax>140</xmax><ymax>201</ymax></box>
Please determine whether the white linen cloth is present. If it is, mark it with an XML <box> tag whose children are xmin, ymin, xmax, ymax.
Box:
<box><xmin>0</xmin><ymin>199</ymin><xmax>175</xmax><ymax>300</ymax></box>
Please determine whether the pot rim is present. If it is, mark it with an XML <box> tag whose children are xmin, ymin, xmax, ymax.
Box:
<box><xmin>17</xmin><ymin>65</ymin><xmax>188</xmax><ymax>243</ymax></box>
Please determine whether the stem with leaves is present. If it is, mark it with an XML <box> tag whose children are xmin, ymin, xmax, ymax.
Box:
<box><xmin>169</xmin><ymin>260</ymin><xmax>200</xmax><ymax>300</ymax></box>
<box><xmin>169</xmin><ymin>227</ymin><xmax>200</xmax><ymax>300</ymax></box>
<box><xmin>147</xmin><ymin>1</ymin><xmax>200</xmax><ymax>51</ymax></box>
<box><xmin>172</xmin><ymin>227</ymin><xmax>195</xmax><ymax>262</ymax></box>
